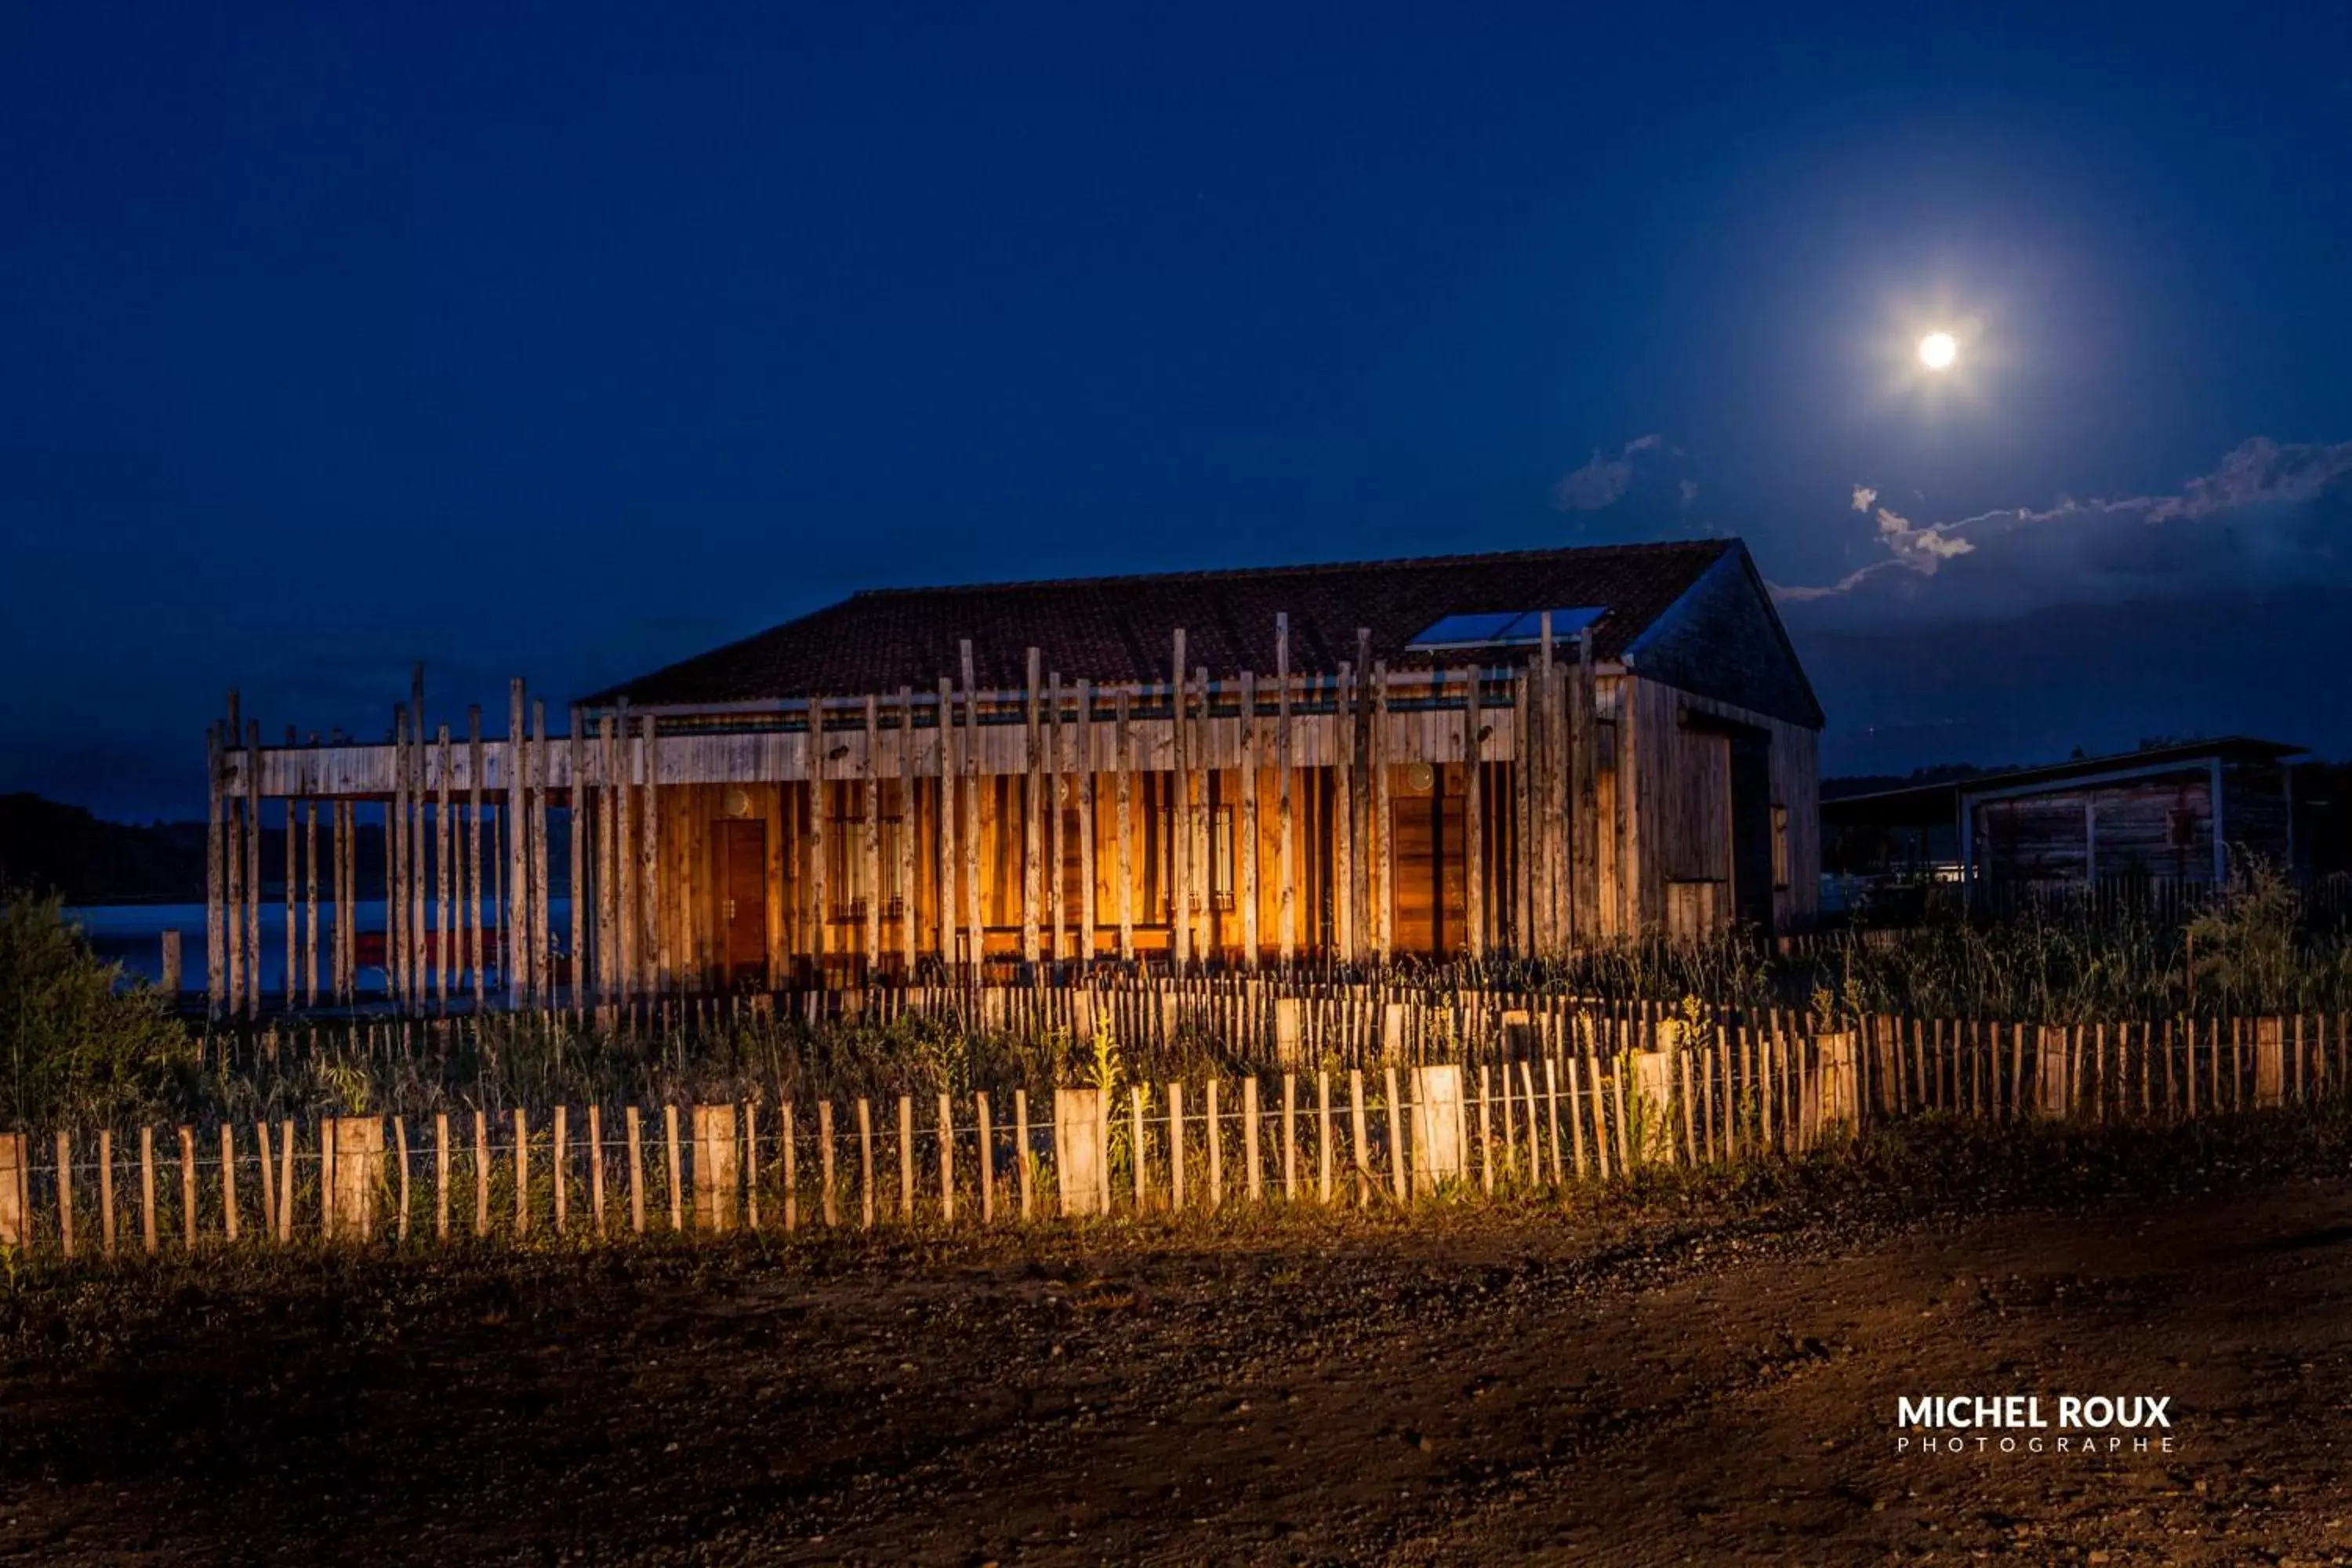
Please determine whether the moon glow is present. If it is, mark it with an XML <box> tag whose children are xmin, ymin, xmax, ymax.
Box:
<box><xmin>1918</xmin><ymin>331</ymin><xmax>1958</xmax><ymax>370</ymax></box>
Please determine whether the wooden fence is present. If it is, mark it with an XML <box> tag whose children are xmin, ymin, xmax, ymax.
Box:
<box><xmin>5</xmin><ymin>1011</ymin><xmax>2347</xmax><ymax>1264</ymax></box>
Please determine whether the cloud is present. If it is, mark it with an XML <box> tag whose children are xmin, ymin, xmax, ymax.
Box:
<box><xmin>1554</xmin><ymin>434</ymin><xmax>1668</xmax><ymax>512</ymax></box>
<box><xmin>1551</xmin><ymin>435</ymin><xmax>1708</xmax><ymax>543</ymax></box>
<box><xmin>1774</xmin><ymin>437</ymin><xmax>2352</xmax><ymax>625</ymax></box>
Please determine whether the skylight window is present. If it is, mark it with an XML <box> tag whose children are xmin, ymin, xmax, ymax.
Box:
<box><xmin>1405</xmin><ymin>606</ymin><xmax>1606</xmax><ymax>653</ymax></box>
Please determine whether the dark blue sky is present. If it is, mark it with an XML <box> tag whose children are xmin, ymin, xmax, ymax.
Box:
<box><xmin>5</xmin><ymin>2</ymin><xmax>2350</xmax><ymax>820</ymax></box>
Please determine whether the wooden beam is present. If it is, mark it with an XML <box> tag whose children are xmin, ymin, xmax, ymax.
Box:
<box><xmin>1572</xmin><ymin>627</ymin><xmax>1599</xmax><ymax>944</ymax></box>
<box><xmin>205</xmin><ymin>724</ymin><xmax>224</xmax><ymax>1018</ymax></box>
<box><xmin>1170</xmin><ymin>630</ymin><xmax>1189</xmax><ymax>971</ymax></box>
<box><xmin>281</xmin><ymin>735</ymin><xmax>295</xmax><ymax>1011</ymax></box>
<box><xmin>1276</xmin><ymin>616</ymin><xmax>1295</xmax><ymax>967</ymax></box>
<box><xmin>410</xmin><ymin>665</ymin><xmax>427</xmax><ymax>1007</ymax></box>
<box><xmin>1076</xmin><ymin>678</ymin><xmax>1095</xmax><ymax>965</ymax></box>
<box><xmin>1185</xmin><ymin>667</ymin><xmax>1204</xmax><ymax>964</ymax></box>
<box><xmin>466</xmin><ymin>706</ymin><xmax>483</xmax><ymax>1006</ymax></box>
<box><xmin>641</xmin><ymin>712</ymin><xmax>661</xmax><ymax>995</ymax></box>
<box><xmin>1022</xmin><ymin>647</ymin><xmax>1041</xmax><ymax>969</ymax></box>
<box><xmin>506</xmin><ymin>680</ymin><xmax>526</xmax><ymax>1004</ymax></box>
<box><xmin>570</xmin><ymin>709</ymin><xmax>587</xmax><ymax>1014</ymax></box>
<box><xmin>1345</xmin><ymin>658</ymin><xmax>1364</xmax><ymax>959</ymax></box>
<box><xmin>1047</xmin><ymin>670</ymin><xmax>1065</xmax><ymax>964</ymax></box>
<box><xmin>863</xmin><ymin>694</ymin><xmax>881</xmax><ymax>978</ymax></box>
<box><xmin>1115</xmin><ymin>686</ymin><xmax>1134</xmax><ymax>963</ymax></box>
<box><xmin>1372</xmin><ymin>662</ymin><xmax>1392</xmax><ymax>963</ymax></box>
<box><xmin>898</xmin><ymin>688</ymin><xmax>917</xmax><ymax>977</ymax></box>
<box><xmin>936</xmin><ymin>675</ymin><xmax>957</xmax><ymax>969</ymax></box>
<box><xmin>618</xmin><ymin>701</ymin><xmax>639</xmax><ymax>1000</ymax></box>
<box><xmin>244</xmin><ymin>719</ymin><xmax>260</xmax><ymax>1017</ymax></box>
<box><xmin>531</xmin><ymin>699</ymin><xmax>550</xmax><ymax>1005</ymax></box>
<box><xmin>598</xmin><ymin>715</ymin><xmax>617</xmax><ymax>1003</ymax></box>
<box><xmin>959</xmin><ymin>641</ymin><xmax>981</xmax><ymax>979</ymax></box>
<box><xmin>1240</xmin><ymin>669</ymin><xmax>1259</xmax><ymax>967</ymax></box>
<box><xmin>808</xmin><ymin>695</ymin><xmax>829</xmax><ymax>974</ymax></box>
<box><xmin>1463</xmin><ymin>666</ymin><xmax>1483</xmax><ymax>960</ymax></box>
<box><xmin>435</xmin><ymin>724</ymin><xmax>452</xmax><ymax>1012</ymax></box>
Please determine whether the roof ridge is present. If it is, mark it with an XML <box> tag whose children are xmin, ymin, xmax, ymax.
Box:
<box><xmin>844</xmin><ymin>537</ymin><xmax>1733</xmax><ymax>601</ymax></box>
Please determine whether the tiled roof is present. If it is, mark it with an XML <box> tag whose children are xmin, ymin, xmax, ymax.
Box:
<box><xmin>591</xmin><ymin>539</ymin><xmax>1741</xmax><ymax>706</ymax></box>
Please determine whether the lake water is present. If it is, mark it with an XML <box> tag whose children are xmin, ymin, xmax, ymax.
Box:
<box><xmin>64</xmin><ymin>900</ymin><xmax>575</xmax><ymax>996</ymax></box>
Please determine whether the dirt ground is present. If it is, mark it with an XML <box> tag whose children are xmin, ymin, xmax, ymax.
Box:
<box><xmin>2</xmin><ymin>1129</ymin><xmax>2350</xmax><ymax>1565</ymax></box>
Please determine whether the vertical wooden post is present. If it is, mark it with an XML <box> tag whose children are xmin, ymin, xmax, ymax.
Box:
<box><xmin>1374</xmin><ymin>663</ymin><xmax>1394</xmax><ymax>961</ymax></box>
<box><xmin>220</xmin><ymin>1124</ymin><xmax>238</xmax><ymax>1243</ymax></box>
<box><xmin>587</xmin><ymin>1105</ymin><xmax>605</xmax><ymax>1235</ymax></box>
<box><xmin>514</xmin><ymin>1107</ymin><xmax>532</xmax><ymax>1236</ymax></box>
<box><xmin>960</xmin><ymin>643</ymin><xmax>983</xmax><ymax>981</ymax></box>
<box><xmin>303</xmin><ymin>797</ymin><xmax>318</xmax><ymax>1006</ymax></box>
<box><xmin>569</xmin><ymin>708</ymin><xmax>587</xmax><ymax>1011</ymax></box>
<box><xmin>1385</xmin><ymin>1065</ymin><xmax>1407</xmax><ymax>1201</ymax></box>
<box><xmin>808</xmin><ymin>695</ymin><xmax>829</xmax><ymax>975</ymax></box>
<box><xmin>178</xmin><ymin>1127</ymin><xmax>196</xmax><ymax>1250</ymax></box>
<box><xmin>597</xmin><ymin>713</ymin><xmax>618</xmax><ymax>1003</ymax></box>
<box><xmin>206</xmin><ymin>723</ymin><xmax>225</xmax><ymax>1017</ymax></box>
<box><xmin>641</xmin><ymin>713</ymin><xmax>661</xmax><ymax>994</ymax></box>
<box><xmin>626</xmin><ymin>1106</ymin><xmax>646</xmax><ymax>1234</ymax></box>
<box><xmin>467</xmin><ymin>706</ymin><xmax>484</xmax><ymax>1004</ymax></box>
<box><xmin>936</xmin><ymin>1091</ymin><xmax>955</xmax><ymax>1223</ymax></box>
<box><xmin>1020</xmin><ymin>647</ymin><xmax>1042</xmax><ymax>967</ymax></box>
<box><xmin>1206</xmin><ymin>1079</ymin><xmax>1223</xmax><ymax>1208</ymax></box>
<box><xmin>140</xmin><ymin>1126</ymin><xmax>158</xmax><ymax>1255</ymax></box>
<box><xmin>1348</xmin><ymin>1069</ymin><xmax>1370</xmax><ymax>1206</ymax></box>
<box><xmin>434</xmin><ymin>1112</ymin><xmax>450</xmax><ymax>1239</ymax></box>
<box><xmin>432</xmin><ymin>724</ymin><xmax>451</xmax><ymax>1011</ymax></box>
<box><xmin>552</xmin><ymin>1105</ymin><xmax>568</xmax><ymax>1231</ymax></box>
<box><xmin>1333</xmin><ymin>662</ymin><xmax>1354</xmax><ymax>963</ymax></box>
<box><xmin>1240</xmin><ymin>670</ymin><xmax>1260</xmax><ymax>967</ymax></box>
<box><xmin>56</xmin><ymin>1132</ymin><xmax>74</xmax><ymax>1258</ymax></box>
<box><xmin>506</xmin><ymin>680</ymin><xmax>527</xmax><ymax>1004</ymax></box>
<box><xmin>1047</xmin><ymin>671</ymin><xmax>1064</xmax><ymax>964</ymax></box>
<box><xmin>975</xmin><ymin>1091</ymin><xmax>993</xmax><ymax>1223</ymax></box>
<box><xmin>899</xmin><ymin>688</ymin><xmax>919</xmax><ymax>975</ymax></box>
<box><xmin>864</xmin><ymin>695</ymin><xmax>883</xmax><ymax>977</ymax></box>
<box><xmin>1131</xmin><ymin>1086</ymin><xmax>1148</xmax><ymax>1211</ymax></box>
<box><xmin>1014</xmin><ymin>1087</ymin><xmax>1033</xmax><ymax>1221</ymax></box>
<box><xmin>474</xmin><ymin>1110</ymin><xmax>491</xmax><ymax>1237</ymax></box>
<box><xmin>1076</xmin><ymin>679</ymin><xmax>1095</xmax><ymax>964</ymax></box>
<box><xmin>1167</xmin><ymin>1081</ymin><xmax>1185</xmax><ymax>1210</ymax></box>
<box><xmin>937</xmin><ymin>676</ymin><xmax>959</xmax><ymax>970</ymax></box>
<box><xmin>855</xmin><ymin>1098</ymin><xmax>875</xmax><ymax>1228</ymax></box>
<box><xmin>1463</xmin><ymin>667</ymin><xmax>1485</xmax><ymax>959</ymax></box>
<box><xmin>1281</xmin><ymin>1071</ymin><xmax>1298</xmax><ymax>1200</ymax></box>
<box><xmin>897</xmin><ymin>1094</ymin><xmax>915</xmax><ymax>1220</ymax></box>
<box><xmin>1243</xmin><ymin>1075</ymin><xmax>1262</xmax><ymax>1201</ymax></box>
<box><xmin>1115</xmin><ymin>688</ymin><xmax>1134</xmax><ymax>961</ymax></box>
<box><xmin>1170</xmin><ymin>630</ymin><xmax>1190</xmax><ymax>970</ymax></box>
<box><xmin>663</xmin><ymin>1105</ymin><xmax>684</xmax><ymax>1232</ymax></box>
<box><xmin>245</xmin><ymin>720</ymin><xmax>262</xmax><ymax>1017</ymax></box>
<box><xmin>1276</xmin><ymin>615</ymin><xmax>1295</xmax><ymax>965</ymax></box>
<box><xmin>409</xmin><ymin>665</ymin><xmax>428</xmax><ymax>1005</ymax></box>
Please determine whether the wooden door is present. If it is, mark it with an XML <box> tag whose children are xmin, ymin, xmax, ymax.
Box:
<box><xmin>713</xmin><ymin>818</ymin><xmax>769</xmax><ymax>990</ymax></box>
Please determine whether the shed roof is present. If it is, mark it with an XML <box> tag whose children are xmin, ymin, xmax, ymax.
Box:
<box><xmin>591</xmin><ymin>539</ymin><xmax>1748</xmax><ymax>709</ymax></box>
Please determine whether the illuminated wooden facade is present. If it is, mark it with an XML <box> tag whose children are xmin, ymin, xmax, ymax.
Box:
<box><xmin>201</xmin><ymin>539</ymin><xmax>1823</xmax><ymax>1012</ymax></box>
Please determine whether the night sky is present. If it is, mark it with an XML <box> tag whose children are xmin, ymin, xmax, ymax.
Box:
<box><xmin>5</xmin><ymin>3</ymin><xmax>2350</xmax><ymax>822</ymax></box>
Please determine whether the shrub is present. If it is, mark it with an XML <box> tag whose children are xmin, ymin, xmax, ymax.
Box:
<box><xmin>0</xmin><ymin>887</ymin><xmax>194</xmax><ymax>1126</ymax></box>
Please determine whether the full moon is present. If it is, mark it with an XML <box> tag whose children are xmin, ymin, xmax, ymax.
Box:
<box><xmin>1918</xmin><ymin>331</ymin><xmax>1958</xmax><ymax>370</ymax></box>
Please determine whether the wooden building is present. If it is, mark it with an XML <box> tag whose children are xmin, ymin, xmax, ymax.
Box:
<box><xmin>1821</xmin><ymin>737</ymin><xmax>2313</xmax><ymax>908</ymax></box>
<box><xmin>201</xmin><ymin>539</ymin><xmax>1823</xmax><ymax>1013</ymax></box>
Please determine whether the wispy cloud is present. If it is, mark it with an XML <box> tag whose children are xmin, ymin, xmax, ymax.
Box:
<box><xmin>1775</xmin><ymin>437</ymin><xmax>2352</xmax><ymax>619</ymax></box>
<box><xmin>1554</xmin><ymin>434</ymin><xmax>1671</xmax><ymax>512</ymax></box>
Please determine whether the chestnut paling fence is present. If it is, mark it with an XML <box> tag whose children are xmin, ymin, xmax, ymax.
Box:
<box><xmin>0</xmin><ymin>1008</ymin><xmax>2346</xmax><ymax>1261</ymax></box>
